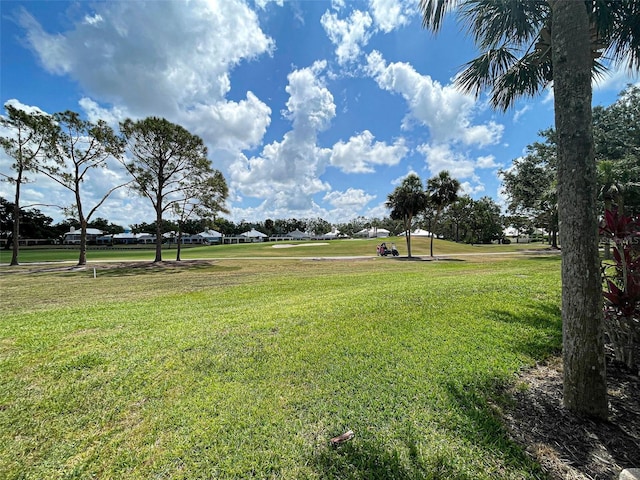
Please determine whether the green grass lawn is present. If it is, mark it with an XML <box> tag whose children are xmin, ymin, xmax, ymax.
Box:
<box><xmin>0</xmin><ymin>255</ymin><xmax>561</xmax><ymax>479</ymax></box>
<box><xmin>0</xmin><ymin>236</ymin><xmax>550</xmax><ymax>264</ymax></box>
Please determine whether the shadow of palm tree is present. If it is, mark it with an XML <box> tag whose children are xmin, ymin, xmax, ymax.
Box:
<box><xmin>308</xmin><ymin>434</ymin><xmax>481</xmax><ymax>480</ymax></box>
<box><xmin>488</xmin><ymin>302</ymin><xmax>563</xmax><ymax>359</ymax></box>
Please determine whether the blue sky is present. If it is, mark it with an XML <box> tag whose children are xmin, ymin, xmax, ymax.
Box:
<box><xmin>1</xmin><ymin>0</ymin><xmax>637</xmax><ymax>228</ymax></box>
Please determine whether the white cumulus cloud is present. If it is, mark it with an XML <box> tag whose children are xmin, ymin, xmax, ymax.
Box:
<box><xmin>418</xmin><ymin>143</ymin><xmax>477</xmax><ymax>180</ymax></box>
<box><xmin>366</xmin><ymin>50</ymin><xmax>503</xmax><ymax>147</ymax></box>
<box><xmin>229</xmin><ymin>62</ymin><xmax>335</xmax><ymax>214</ymax></box>
<box><xmin>323</xmin><ymin>188</ymin><xmax>376</xmax><ymax>216</ymax></box>
<box><xmin>17</xmin><ymin>0</ymin><xmax>274</xmax><ymax>164</ymax></box>
<box><xmin>321</xmin><ymin>9</ymin><xmax>373</xmax><ymax>65</ymax></box>
<box><xmin>369</xmin><ymin>0</ymin><xmax>413</xmax><ymax>33</ymax></box>
<box><xmin>330</xmin><ymin>130</ymin><xmax>408</xmax><ymax>173</ymax></box>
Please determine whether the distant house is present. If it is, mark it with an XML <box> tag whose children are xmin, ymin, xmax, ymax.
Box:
<box><xmin>288</xmin><ymin>229</ymin><xmax>310</xmax><ymax>240</ymax></box>
<box><xmin>180</xmin><ymin>234</ymin><xmax>208</xmax><ymax>245</ymax></box>
<box><xmin>198</xmin><ymin>229</ymin><xmax>222</xmax><ymax>244</ymax></box>
<box><xmin>63</xmin><ymin>228</ymin><xmax>103</xmax><ymax>245</ymax></box>
<box><xmin>96</xmin><ymin>235</ymin><xmax>113</xmax><ymax>245</ymax></box>
<box><xmin>355</xmin><ymin>228</ymin><xmax>390</xmax><ymax>238</ymax></box>
<box><xmin>113</xmin><ymin>232</ymin><xmax>139</xmax><ymax>245</ymax></box>
<box><xmin>137</xmin><ymin>234</ymin><xmax>156</xmax><ymax>244</ymax></box>
<box><xmin>162</xmin><ymin>232</ymin><xmax>208</xmax><ymax>245</ymax></box>
<box><xmin>314</xmin><ymin>228</ymin><xmax>341</xmax><ymax>240</ymax></box>
<box><xmin>398</xmin><ymin>229</ymin><xmax>432</xmax><ymax>237</ymax></box>
<box><xmin>269</xmin><ymin>229</ymin><xmax>311</xmax><ymax>242</ymax></box>
<box><xmin>222</xmin><ymin>228</ymin><xmax>268</xmax><ymax>244</ymax></box>
<box><xmin>241</xmin><ymin>228</ymin><xmax>267</xmax><ymax>242</ymax></box>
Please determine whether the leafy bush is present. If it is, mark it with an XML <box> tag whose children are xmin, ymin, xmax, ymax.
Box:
<box><xmin>600</xmin><ymin>209</ymin><xmax>640</xmax><ymax>371</ymax></box>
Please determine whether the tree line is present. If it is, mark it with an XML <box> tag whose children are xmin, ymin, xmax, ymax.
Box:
<box><xmin>1</xmin><ymin>112</ymin><xmax>229</xmax><ymax>265</ymax></box>
<box><xmin>5</xmin><ymin>85</ymin><xmax>638</xmax><ymax>266</ymax></box>
<box><xmin>501</xmin><ymin>85</ymin><xmax>640</xmax><ymax>252</ymax></box>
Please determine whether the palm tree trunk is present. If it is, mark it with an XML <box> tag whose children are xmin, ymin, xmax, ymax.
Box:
<box><xmin>551</xmin><ymin>0</ymin><xmax>607</xmax><ymax>419</ymax></box>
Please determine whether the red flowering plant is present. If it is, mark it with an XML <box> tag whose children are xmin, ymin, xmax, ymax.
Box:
<box><xmin>599</xmin><ymin>208</ymin><xmax>640</xmax><ymax>371</ymax></box>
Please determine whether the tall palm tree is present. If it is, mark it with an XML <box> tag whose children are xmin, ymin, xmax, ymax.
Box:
<box><xmin>420</xmin><ymin>0</ymin><xmax>640</xmax><ymax>419</ymax></box>
<box><xmin>386</xmin><ymin>174</ymin><xmax>429</xmax><ymax>258</ymax></box>
<box><xmin>426</xmin><ymin>170</ymin><xmax>460</xmax><ymax>257</ymax></box>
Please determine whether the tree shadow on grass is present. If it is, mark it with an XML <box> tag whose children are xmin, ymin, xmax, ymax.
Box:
<box><xmin>488</xmin><ymin>302</ymin><xmax>563</xmax><ymax>359</ymax></box>
<box><xmin>441</xmin><ymin>381</ymin><xmax>547</xmax><ymax>479</ymax></box>
<box><xmin>308</xmin><ymin>433</ymin><xmax>480</xmax><ymax>480</ymax></box>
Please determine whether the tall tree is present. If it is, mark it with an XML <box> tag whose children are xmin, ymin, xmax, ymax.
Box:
<box><xmin>0</xmin><ymin>104</ymin><xmax>56</xmax><ymax>265</ymax></box>
<box><xmin>38</xmin><ymin>111</ymin><xmax>125</xmax><ymax>266</ymax></box>
<box><xmin>442</xmin><ymin>194</ymin><xmax>473</xmax><ymax>242</ymax></box>
<box><xmin>551</xmin><ymin>1</ymin><xmax>607</xmax><ymax>417</ymax></box>
<box><xmin>386</xmin><ymin>174</ymin><xmax>428</xmax><ymax>258</ymax></box>
<box><xmin>468</xmin><ymin>196</ymin><xmax>504</xmax><ymax>245</ymax></box>
<box><xmin>421</xmin><ymin>0</ymin><xmax>640</xmax><ymax>418</ymax></box>
<box><xmin>426</xmin><ymin>170</ymin><xmax>460</xmax><ymax>256</ymax></box>
<box><xmin>500</xmin><ymin>132</ymin><xmax>558</xmax><ymax>248</ymax></box>
<box><xmin>120</xmin><ymin>117</ymin><xmax>219</xmax><ymax>262</ymax></box>
<box><xmin>593</xmin><ymin>85</ymin><xmax>640</xmax><ymax>216</ymax></box>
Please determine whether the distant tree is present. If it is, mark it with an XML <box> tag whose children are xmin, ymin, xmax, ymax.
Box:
<box><xmin>0</xmin><ymin>197</ymin><xmax>11</xmax><ymax>245</ymax></box>
<box><xmin>594</xmin><ymin>85</ymin><xmax>640</xmax><ymax>162</ymax></box>
<box><xmin>0</xmin><ymin>104</ymin><xmax>56</xmax><ymax>265</ymax></box>
<box><xmin>386</xmin><ymin>174</ymin><xmax>428</xmax><ymax>258</ymax></box>
<box><xmin>500</xmin><ymin>133</ymin><xmax>559</xmax><ymax>248</ymax></box>
<box><xmin>441</xmin><ymin>194</ymin><xmax>473</xmax><ymax>242</ymax></box>
<box><xmin>130</xmin><ymin>220</ymin><xmax>178</xmax><ymax>237</ymax></box>
<box><xmin>173</xmin><ymin>170</ymin><xmax>228</xmax><ymax>261</ymax></box>
<box><xmin>262</xmin><ymin>219</ymin><xmax>275</xmax><ymax>236</ymax></box>
<box><xmin>130</xmin><ymin>222</ymin><xmax>154</xmax><ymax>235</ymax></box>
<box><xmin>88</xmin><ymin>217</ymin><xmax>125</xmax><ymax>235</ymax></box>
<box><xmin>0</xmin><ymin>197</ymin><xmax>58</xmax><ymax>246</ymax></box>
<box><xmin>504</xmin><ymin>214</ymin><xmax>534</xmax><ymax>243</ymax></box>
<box><xmin>335</xmin><ymin>217</ymin><xmax>366</xmax><ymax>238</ymax></box>
<box><xmin>213</xmin><ymin>218</ymin><xmax>237</xmax><ymax>236</ymax></box>
<box><xmin>306</xmin><ymin>217</ymin><xmax>332</xmax><ymax>236</ymax></box>
<box><xmin>426</xmin><ymin>170</ymin><xmax>460</xmax><ymax>256</ymax></box>
<box><xmin>380</xmin><ymin>216</ymin><xmax>403</xmax><ymax>236</ymax></box>
<box><xmin>273</xmin><ymin>218</ymin><xmax>306</xmax><ymax>235</ymax></box>
<box><xmin>593</xmin><ymin>85</ymin><xmax>640</xmax><ymax>216</ymax></box>
<box><xmin>467</xmin><ymin>197</ymin><xmax>503</xmax><ymax>244</ymax></box>
<box><xmin>38</xmin><ymin>111</ymin><xmax>125</xmax><ymax>265</ymax></box>
<box><xmin>121</xmin><ymin>117</ymin><xmax>219</xmax><ymax>262</ymax></box>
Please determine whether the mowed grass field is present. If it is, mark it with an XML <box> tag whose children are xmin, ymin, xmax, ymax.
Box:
<box><xmin>0</xmin><ymin>235</ymin><xmax>549</xmax><ymax>264</ymax></box>
<box><xmin>1</xmin><ymin>245</ymin><xmax>561</xmax><ymax>479</ymax></box>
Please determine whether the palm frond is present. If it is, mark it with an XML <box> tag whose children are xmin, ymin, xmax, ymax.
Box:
<box><xmin>419</xmin><ymin>0</ymin><xmax>457</xmax><ymax>31</ymax></box>
<box><xmin>489</xmin><ymin>50</ymin><xmax>552</xmax><ymax>111</ymax></box>
<box><xmin>606</xmin><ymin>1</ymin><xmax>640</xmax><ymax>72</ymax></box>
<box><xmin>458</xmin><ymin>0</ymin><xmax>548</xmax><ymax>50</ymax></box>
<box><xmin>455</xmin><ymin>47</ymin><xmax>519</xmax><ymax>98</ymax></box>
